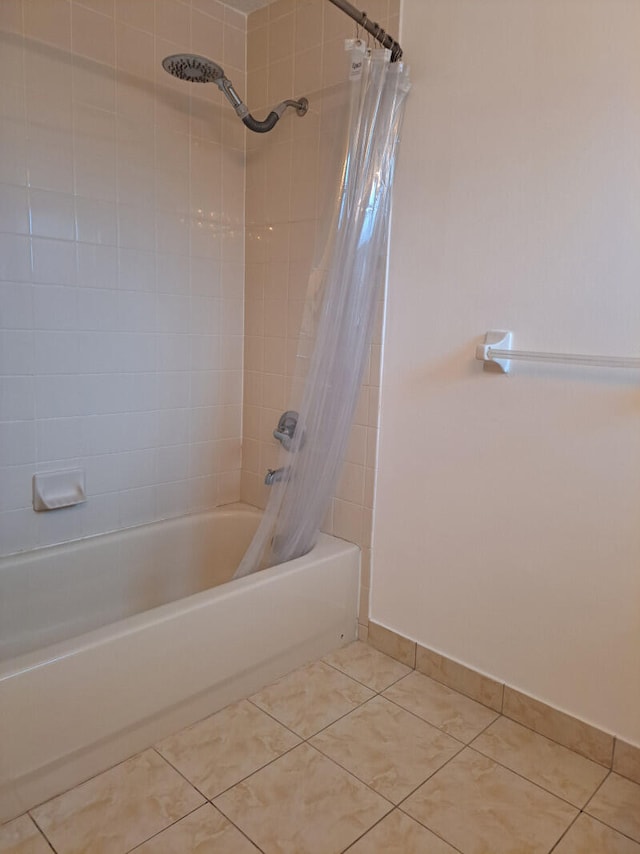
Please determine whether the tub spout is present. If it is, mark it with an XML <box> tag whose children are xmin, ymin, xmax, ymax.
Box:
<box><xmin>265</xmin><ymin>467</ymin><xmax>289</xmax><ymax>486</ymax></box>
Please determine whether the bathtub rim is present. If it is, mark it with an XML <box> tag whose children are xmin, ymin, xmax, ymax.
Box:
<box><xmin>0</xmin><ymin>526</ymin><xmax>353</xmax><ymax>682</ymax></box>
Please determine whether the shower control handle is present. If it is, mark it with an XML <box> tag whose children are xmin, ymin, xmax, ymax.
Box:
<box><xmin>273</xmin><ymin>411</ymin><xmax>299</xmax><ymax>451</ymax></box>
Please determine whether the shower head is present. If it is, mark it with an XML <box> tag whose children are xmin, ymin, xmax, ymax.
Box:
<box><xmin>162</xmin><ymin>54</ymin><xmax>225</xmax><ymax>84</ymax></box>
<box><xmin>161</xmin><ymin>52</ymin><xmax>308</xmax><ymax>134</ymax></box>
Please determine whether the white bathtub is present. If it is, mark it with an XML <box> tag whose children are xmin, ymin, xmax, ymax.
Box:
<box><xmin>0</xmin><ymin>504</ymin><xmax>360</xmax><ymax>822</ymax></box>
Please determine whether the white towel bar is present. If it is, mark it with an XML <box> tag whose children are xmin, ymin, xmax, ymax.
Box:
<box><xmin>476</xmin><ymin>331</ymin><xmax>640</xmax><ymax>374</ymax></box>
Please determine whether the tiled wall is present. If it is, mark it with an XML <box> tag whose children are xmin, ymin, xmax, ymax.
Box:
<box><xmin>239</xmin><ymin>0</ymin><xmax>400</xmax><ymax>630</ymax></box>
<box><xmin>0</xmin><ymin>0</ymin><xmax>246</xmax><ymax>556</ymax></box>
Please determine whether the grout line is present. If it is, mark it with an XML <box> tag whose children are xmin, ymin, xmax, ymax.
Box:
<box><xmin>339</xmin><ymin>811</ymin><xmax>392</xmax><ymax>853</ymax></box>
<box><xmin>320</xmin><ymin>658</ymin><xmax>411</xmax><ymax>694</ymax></box>
<box><xmin>461</xmin><ymin>744</ymin><xmax>587</xmax><ymax>812</ymax></box>
<box><xmin>380</xmin><ymin>691</ymin><xmax>487</xmax><ymax>746</ymax></box>
<box><xmin>25</xmin><ymin>745</ymin><xmax>156</xmax><ymax>817</ymax></box>
<box><xmin>150</xmin><ymin>746</ymin><xmax>209</xmax><ymax>801</ymax></box>
<box><xmin>208</xmin><ymin>738</ymin><xmax>302</xmax><ymax>802</ymax></box>
<box><xmin>302</xmin><ymin>741</ymin><xmax>398</xmax><ymax>809</ymax></box>
<box><xmin>25</xmin><ymin>813</ymin><xmax>58</xmax><ymax>854</ymax></box>
<box><xmin>547</xmin><ymin>810</ymin><xmax>582</xmax><ymax>853</ymax></box>
<box><xmin>209</xmin><ymin>802</ymin><xmax>267</xmax><ymax>854</ymax></box>
<box><xmin>393</xmin><ymin>740</ymin><xmax>468</xmax><ymax>809</ymax></box>
<box><xmin>245</xmin><ymin>697</ymin><xmax>307</xmax><ymax>741</ymax></box>
<box><xmin>583</xmin><ymin>769</ymin><xmax>611</xmax><ymax>810</ymax></box>
<box><xmin>374</xmin><ymin>636</ymin><xmax>618</xmax><ymax>768</ymax></box>
<box><xmin>395</xmin><ymin>804</ymin><xmax>466</xmax><ymax>854</ymax></box>
<box><xmin>15</xmin><ymin>649</ymin><xmax>633</xmax><ymax>854</ymax></box>
<box><xmin>468</xmin><ymin>715</ymin><xmax>612</xmax><ymax>796</ymax></box>
<box><xmin>125</xmin><ymin>802</ymin><xmax>204</xmax><ymax>853</ymax></box>
<box><xmin>499</xmin><ymin>709</ymin><xmax>613</xmax><ymax>770</ymax></box>
<box><xmin>578</xmin><ymin>808</ymin><xmax>640</xmax><ymax>847</ymax></box>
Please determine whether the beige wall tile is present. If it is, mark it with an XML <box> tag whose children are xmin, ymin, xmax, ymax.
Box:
<box><xmin>416</xmin><ymin>645</ymin><xmax>504</xmax><ymax>713</ymax></box>
<box><xmin>295</xmin><ymin>0</ymin><xmax>323</xmax><ymax>49</ymax></box>
<box><xmin>333</xmin><ymin>499</ymin><xmax>364</xmax><ymax>545</ymax></box>
<box><xmin>25</xmin><ymin>0</ymin><xmax>71</xmax><ymax>48</ymax></box>
<box><xmin>247</xmin><ymin>5</ymin><xmax>268</xmax><ymax>32</ymax></box>
<box><xmin>269</xmin><ymin>0</ymin><xmax>296</xmax><ymax>21</ymax></box>
<box><xmin>268</xmin><ymin>11</ymin><xmax>294</xmax><ymax>62</ymax></box>
<box><xmin>240</xmin><ymin>0</ymin><xmax>384</xmax><ymax>565</ymax></box>
<box><xmin>503</xmin><ymin>686</ymin><xmax>614</xmax><ymax>767</ymax></box>
<box><xmin>358</xmin><ymin>583</ymin><xmax>370</xmax><ymax>625</ymax></box>
<box><xmin>368</xmin><ymin>621</ymin><xmax>416</xmax><ymax>668</ymax></box>
<box><xmin>614</xmin><ymin>738</ymin><xmax>640</xmax><ymax>786</ymax></box>
<box><xmin>224</xmin><ymin>21</ymin><xmax>246</xmax><ymax>71</ymax></box>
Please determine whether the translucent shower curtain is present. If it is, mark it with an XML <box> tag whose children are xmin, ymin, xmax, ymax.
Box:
<box><xmin>234</xmin><ymin>49</ymin><xmax>411</xmax><ymax>579</ymax></box>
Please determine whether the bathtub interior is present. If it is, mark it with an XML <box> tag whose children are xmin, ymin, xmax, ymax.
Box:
<box><xmin>0</xmin><ymin>504</ymin><xmax>262</xmax><ymax>663</ymax></box>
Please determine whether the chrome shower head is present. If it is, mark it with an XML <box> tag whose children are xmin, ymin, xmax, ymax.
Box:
<box><xmin>162</xmin><ymin>53</ymin><xmax>225</xmax><ymax>84</ymax></box>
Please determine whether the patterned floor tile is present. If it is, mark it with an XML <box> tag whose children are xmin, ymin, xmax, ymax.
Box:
<box><xmin>0</xmin><ymin>816</ymin><xmax>52</xmax><ymax>854</ymax></box>
<box><xmin>472</xmin><ymin>716</ymin><xmax>608</xmax><ymax>806</ymax></box>
<box><xmin>30</xmin><ymin>749</ymin><xmax>204</xmax><ymax>854</ymax></box>
<box><xmin>249</xmin><ymin>660</ymin><xmax>374</xmax><ymax>738</ymax></box>
<box><xmin>345</xmin><ymin>809</ymin><xmax>458</xmax><ymax>853</ymax></box>
<box><xmin>323</xmin><ymin>641</ymin><xmax>412</xmax><ymax>692</ymax></box>
<box><xmin>586</xmin><ymin>773</ymin><xmax>640</xmax><ymax>843</ymax></box>
<box><xmin>403</xmin><ymin>748</ymin><xmax>577</xmax><ymax>854</ymax></box>
<box><xmin>214</xmin><ymin>743</ymin><xmax>390</xmax><ymax>854</ymax></box>
<box><xmin>553</xmin><ymin>813</ymin><xmax>640</xmax><ymax>854</ymax></box>
<box><xmin>311</xmin><ymin>695</ymin><xmax>460</xmax><ymax>803</ymax></box>
<box><xmin>132</xmin><ymin>804</ymin><xmax>260</xmax><ymax>853</ymax></box>
<box><xmin>156</xmin><ymin>698</ymin><xmax>300</xmax><ymax>798</ymax></box>
<box><xmin>383</xmin><ymin>670</ymin><xmax>499</xmax><ymax>743</ymax></box>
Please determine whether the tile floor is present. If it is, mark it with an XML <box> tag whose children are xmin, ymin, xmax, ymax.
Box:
<box><xmin>2</xmin><ymin>641</ymin><xmax>640</xmax><ymax>854</ymax></box>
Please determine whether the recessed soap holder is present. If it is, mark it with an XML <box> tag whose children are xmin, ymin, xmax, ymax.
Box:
<box><xmin>33</xmin><ymin>469</ymin><xmax>86</xmax><ymax>512</ymax></box>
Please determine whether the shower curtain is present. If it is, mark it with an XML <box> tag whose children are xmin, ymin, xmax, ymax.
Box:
<box><xmin>234</xmin><ymin>48</ymin><xmax>411</xmax><ymax>579</ymax></box>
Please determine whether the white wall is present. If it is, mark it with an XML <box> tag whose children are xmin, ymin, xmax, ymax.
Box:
<box><xmin>374</xmin><ymin>0</ymin><xmax>640</xmax><ymax>744</ymax></box>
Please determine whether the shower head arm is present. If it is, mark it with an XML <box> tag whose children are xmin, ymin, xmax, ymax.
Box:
<box><xmin>214</xmin><ymin>74</ymin><xmax>308</xmax><ymax>130</ymax></box>
<box><xmin>242</xmin><ymin>97</ymin><xmax>309</xmax><ymax>133</ymax></box>
<box><xmin>216</xmin><ymin>76</ymin><xmax>309</xmax><ymax>132</ymax></box>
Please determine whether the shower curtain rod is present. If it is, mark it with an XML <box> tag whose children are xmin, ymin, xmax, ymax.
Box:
<box><xmin>327</xmin><ymin>0</ymin><xmax>403</xmax><ymax>62</ymax></box>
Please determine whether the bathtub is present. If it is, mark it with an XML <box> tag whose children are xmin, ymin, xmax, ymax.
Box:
<box><xmin>0</xmin><ymin>504</ymin><xmax>360</xmax><ymax>822</ymax></box>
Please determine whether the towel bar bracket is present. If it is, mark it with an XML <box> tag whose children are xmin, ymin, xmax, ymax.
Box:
<box><xmin>476</xmin><ymin>330</ymin><xmax>513</xmax><ymax>373</ymax></box>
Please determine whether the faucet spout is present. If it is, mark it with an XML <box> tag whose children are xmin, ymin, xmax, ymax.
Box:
<box><xmin>264</xmin><ymin>467</ymin><xmax>289</xmax><ymax>486</ymax></box>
